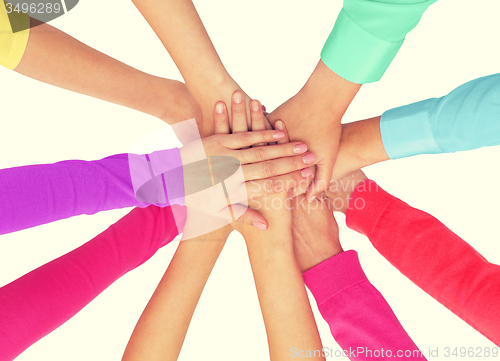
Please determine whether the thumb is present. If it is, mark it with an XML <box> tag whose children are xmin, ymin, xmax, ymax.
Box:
<box><xmin>231</xmin><ymin>205</ymin><xmax>269</xmax><ymax>231</ymax></box>
<box><xmin>306</xmin><ymin>161</ymin><xmax>333</xmax><ymax>202</ymax></box>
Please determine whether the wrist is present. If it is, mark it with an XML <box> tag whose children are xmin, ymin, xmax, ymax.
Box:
<box><xmin>327</xmin><ymin>170</ymin><xmax>368</xmax><ymax>214</ymax></box>
<box><xmin>338</xmin><ymin>116</ymin><xmax>389</xmax><ymax>173</ymax></box>
<box><xmin>294</xmin><ymin>237</ymin><xmax>343</xmax><ymax>273</ymax></box>
<box><xmin>300</xmin><ymin>60</ymin><xmax>361</xmax><ymax>115</ymax></box>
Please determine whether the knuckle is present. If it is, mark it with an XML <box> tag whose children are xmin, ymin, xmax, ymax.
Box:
<box><xmin>254</xmin><ymin>148</ymin><xmax>267</xmax><ymax>162</ymax></box>
<box><xmin>292</xmin><ymin>156</ymin><xmax>302</xmax><ymax>169</ymax></box>
<box><xmin>239</xmin><ymin>133</ymin><xmax>251</xmax><ymax>145</ymax></box>
<box><xmin>266</xmin><ymin>178</ymin><xmax>277</xmax><ymax>193</ymax></box>
<box><xmin>263</xmin><ymin>162</ymin><xmax>278</xmax><ymax>178</ymax></box>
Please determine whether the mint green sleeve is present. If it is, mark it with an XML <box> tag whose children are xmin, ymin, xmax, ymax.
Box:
<box><xmin>321</xmin><ymin>0</ymin><xmax>437</xmax><ymax>84</ymax></box>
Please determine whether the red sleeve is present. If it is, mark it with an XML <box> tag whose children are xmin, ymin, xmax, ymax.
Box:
<box><xmin>346</xmin><ymin>180</ymin><xmax>500</xmax><ymax>346</ymax></box>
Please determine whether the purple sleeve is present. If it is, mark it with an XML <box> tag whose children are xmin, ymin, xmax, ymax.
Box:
<box><xmin>303</xmin><ymin>250</ymin><xmax>425</xmax><ymax>360</ymax></box>
<box><xmin>0</xmin><ymin>148</ymin><xmax>184</xmax><ymax>235</ymax></box>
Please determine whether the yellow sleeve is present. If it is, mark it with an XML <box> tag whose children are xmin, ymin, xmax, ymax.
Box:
<box><xmin>0</xmin><ymin>1</ymin><xmax>30</xmax><ymax>70</ymax></box>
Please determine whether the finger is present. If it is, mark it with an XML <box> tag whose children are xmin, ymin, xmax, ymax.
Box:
<box><xmin>214</xmin><ymin>101</ymin><xmax>230</xmax><ymax>134</ymax></box>
<box><xmin>231</xmin><ymin>205</ymin><xmax>269</xmax><ymax>230</ymax></box>
<box><xmin>306</xmin><ymin>162</ymin><xmax>334</xmax><ymax>202</ymax></box>
<box><xmin>264</xmin><ymin>115</ymin><xmax>274</xmax><ymax>131</ymax></box>
<box><xmin>220</xmin><ymin>130</ymin><xmax>285</xmax><ymax>149</ymax></box>
<box><xmin>237</xmin><ymin>141</ymin><xmax>308</xmax><ymax>164</ymax></box>
<box><xmin>291</xmin><ymin>169</ymin><xmax>314</xmax><ymax>197</ymax></box>
<box><xmin>274</xmin><ymin>120</ymin><xmax>290</xmax><ymax>144</ymax></box>
<box><xmin>246</xmin><ymin>169</ymin><xmax>313</xmax><ymax>199</ymax></box>
<box><xmin>262</xmin><ymin>104</ymin><xmax>267</xmax><ymax>112</ymax></box>
<box><xmin>251</xmin><ymin>100</ymin><xmax>267</xmax><ymax>131</ymax></box>
<box><xmin>231</xmin><ymin>91</ymin><xmax>248</xmax><ymax>133</ymax></box>
<box><xmin>242</xmin><ymin>152</ymin><xmax>315</xmax><ymax>181</ymax></box>
<box><xmin>250</xmin><ymin>100</ymin><xmax>267</xmax><ymax>147</ymax></box>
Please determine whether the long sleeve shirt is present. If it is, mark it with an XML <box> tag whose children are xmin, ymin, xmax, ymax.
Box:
<box><xmin>0</xmin><ymin>0</ymin><xmax>29</xmax><ymax>69</ymax></box>
<box><xmin>346</xmin><ymin>180</ymin><xmax>500</xmax><ymax>346</ymax></box>
<box><xmin>0</xmin><ymin>204</ymin><xmax>186</xmax><ymax>361</ymax></box>
<box><xmin>380</xmin><ymin>73</ymin><xmax>500</xmax><ymax>159</ymax></box>
<box><xmin>303</xmin><ymin>250</ymin><xmax>425</xmax><ymax>360</ymax></box>
<box><xmin>321</xmin><ymin>0</ymin><xmax>437</xmax><ymax>84</ymax></box>
<box><xmin>0</xmin><ymin>148</ymin><xmax>184</xmax><ymax>235</ymax></box>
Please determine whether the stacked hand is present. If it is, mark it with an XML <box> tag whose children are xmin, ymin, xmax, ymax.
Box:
<box><xmin>181</xmin><ymin>91</ymin><xmax>315</xmax><ymax>232</ymax></box>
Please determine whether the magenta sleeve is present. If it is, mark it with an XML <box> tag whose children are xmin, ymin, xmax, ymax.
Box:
<box><xmin>0</xmin><ymin>148</ymin><xmax>184</xmax><ymax>235</ymax></box>
<box><xmin>303</xmin><ymin>250</ymin><xmax>425</xmax><ymax>360</ymax></box>
<box><xmin>346</xmin><ymin>180</ymin><xmax>500</xmax><ymax>346</ymax></box>
<box><xmin>0</xmin><ymin>204</ymin><xmax>186</xmax><ymax>361</ymax></box>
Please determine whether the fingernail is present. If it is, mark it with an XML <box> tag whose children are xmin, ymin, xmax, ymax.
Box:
<box><xmin>273</xmin><ymin>131</ymin><xmax>285</xmax><ymax>139</ymax></box>
<box><xmin>216</xmin><ymin>103</ymin><xmax>224</xmax><ymax>114</ymax></box>
<box><xmin>234</xmin><ymin>92</ymin><xmax>242</xmax><ymax>104</ymax></box>
<box><xmin>251</xmin><ymin>101</ymin><xmax>260</xmax><ymax>112</ymax></box>
<box><xmin>253</xmin><ymin>221</ymin><xmax>267</xmax><ymax>230</ymax></box>
<box><xmin>301</xmin><ymin>168</ymin><xmax>313</xmax><ymax>177</ymax></box>
<box><xmin>275</xmin><ymin>121</ymin><xmax>284</xmax><ymax>131</ymax></box>
<box><xmin>293</xmin><ymin>143</ymin><xmax>307</xmax><ymax>154</ymax></box>
<box><xmin>302</xmin><ymin>153</ymin><xmax>315</xmax><ymax>164</ymax></box>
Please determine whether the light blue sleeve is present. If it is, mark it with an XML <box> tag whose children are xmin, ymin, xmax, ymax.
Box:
<box><xmin>380</xmin><ymin>74</ymin><xmax>500</xmax><ymax>159</ymax></box>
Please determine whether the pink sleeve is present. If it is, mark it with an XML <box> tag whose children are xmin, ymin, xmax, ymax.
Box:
<box><xmin>0</xmin><ymin>204</ymin><xmax>186</xmax><ymax>361</ymax></box>
<box><xmin>346</xmin><ymin>180</ymin><xmax>500</xmax><ymax>346</ymax></box>
<box><xmin>303</xmin><ymin>250</ymin><xmax>425</xmax><ymax>360</ymax></box>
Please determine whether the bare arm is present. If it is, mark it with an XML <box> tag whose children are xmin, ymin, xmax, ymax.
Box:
<box><xmin>131</xmin><ymin>0</ymin><xmax>258</xmax><ymax>134</ymax></box>
<box><xmin>14</xmin><ymin>19</ymin><xmax>200</xmax><ymax>126</ymax></box>
<box><xmin>122</xmin><ymin>225</ymin><xmax>232</xmax><ymax>361</ymax></box>
<box><xmin>332</xmin><ymin>115</ymin><xmax>389</xmax><ymax>181</ymax></box>
<box><xmin>232</xmin><ymin>106</ymin><xmax>324</xmax><ymax>360</ymax></box>
<box><xmin>268</xmin><ymin>60</ymin><xmax>361</xmax><ymax>200</ymax></box>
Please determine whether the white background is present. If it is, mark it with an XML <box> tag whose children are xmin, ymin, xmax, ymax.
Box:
<box><xmin>1</xmin><ymin>0</ymin><xmax>500</xmax><ymax>359</ymax></box>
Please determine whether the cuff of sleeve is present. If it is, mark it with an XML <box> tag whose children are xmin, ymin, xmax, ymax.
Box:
<box><xmin>380</xmin><ymin>98</ymin><xmax>442</xmax><ymax>159</ymax></box>
<box><xmin>0</xmin><ymin>2</ymin><xmax>30</xmax><ymax>70</ymax></box>
<box><xmin>345</xmin><ymin>180</ymin><xmax>398</xmax><ymax>238</ymax></box>
<box><xmin>129</xmin><ymin>148</ymin><xmax>185</xmax><ymax>207</ymax></box>
<box><xmin>303</xmin><ymin>250</ymin><xmax>368</xmax><ymax>305</ymax></box>
<box><xmin>321</xmin><ymin>9</ymin><xmax>403</xmax><ymax>84</ymax></box>
<box><xmin>149</xmin><ymin>147</ymin><xmax>185</xmax><ymax>207</ymax></box>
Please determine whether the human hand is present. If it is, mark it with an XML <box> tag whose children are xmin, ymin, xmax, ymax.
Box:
<box><xmin>180</xmin><ymin>104</ymin><xmax>314</xmax><ymax>202</ymax></box>
<box><xmin>227</xmin><ymin>93</ymin><xmax>306</xmax><ymax>234</ymax></box>
<box><xmin>325</xmin><ymin>170</ymin><xmax>368</xmax><ymax>214</ymax></box>
<box><xmin>291</xmin><ymin>195</ymin><xmax>343</xmax><ymax>273</ymax></box>
<box><xmin>196</xmin><ymin>82</ymin><xmax>270</xmax><ymax>137</ymax></box>
<box><xmin>179</xmin><ymin>96</ymin><xmax>314</xmax><ymax>233</ymax></box>
<box><xmin>267</xmin><ymin>60</ymin><xmax>361</xmax><ymax>201</ymax></box>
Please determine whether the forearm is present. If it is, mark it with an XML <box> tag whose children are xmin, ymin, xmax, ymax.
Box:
<box><xmin>0</xmin><ymin>150</ymin><xmax>183</xmax><ymax>234</ymax></box>
<box><xmin>0</xmin><ymin>205</ymin><xmax>182</xmax><ymax>361</ymax></box>
<box><xmin>322</xmin><ymin>0</ymin><xmax>437</xmax><ymax>84</ymax></box>
<box><xmin>240</xmin><ymin>198</ymin><xmax>325</xmax><ymax>360</ymax></box>
<box><xmin>304</xmin><ymin>251</ymin><xmax>425</xmax><ymax>360</ymax></box>
<box><xmin>332</xmin><ymin>116</ymin><xmax>389</xmax><ymax>180</ymax></box>
<box><xmin>333</xmin><ymin>73</ymin><xmax>500</xmax><ymax>180</ymax></box>
<box><xmin>122</xmin><ymin>225</ymin><xmax>231</xmax><ymax>361</ymax></box>
<box><xmin>346</xmin><ymin>180</ymin><xmax>500</xmax><ymax>346</ymax></box>
<box><xmin>302</xmin><ymin>60</ymin><xmax>361</xmax><ymax>117</ymax></box>
<box><xmin>14</xmin><ymin>20</ymin><xmax>198</xmax><ymax>125</ymax></box>
<box><xmin>131</xmin><ymin>0</ymin><xmax>230</xmax><ymax>98</ymax></box>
